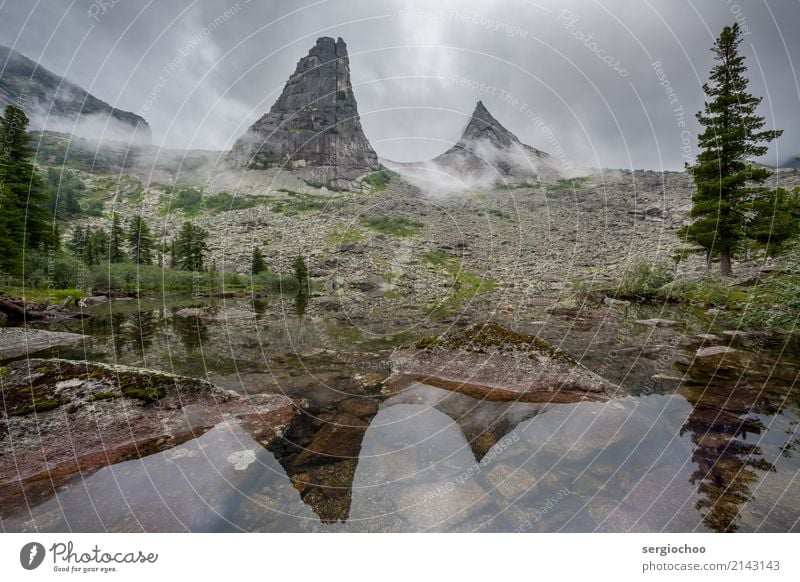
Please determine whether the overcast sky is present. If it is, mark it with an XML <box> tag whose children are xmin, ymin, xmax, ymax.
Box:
<box><xmin>1</xmin><ymin>0</ymin><xmax>798</xmax><ymax>170</ymax></box>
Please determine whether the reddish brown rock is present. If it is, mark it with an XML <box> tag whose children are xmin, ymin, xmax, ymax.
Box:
<box><xmin>0</xmin><ymin>358</ymin><xmax>296</xmax><ymax>506</ymax></box>
<box><xmin>385</xmin><ymin>322</ymin><xmax>619</xmax><ymax>403</ymax></box>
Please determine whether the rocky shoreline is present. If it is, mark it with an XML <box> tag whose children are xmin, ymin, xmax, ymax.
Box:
<box><xmin>0</xmin><ymin>358</ymin><xmax>296</xmax><ymax>514</ymax></box>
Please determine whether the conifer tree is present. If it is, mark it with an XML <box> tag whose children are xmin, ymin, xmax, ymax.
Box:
<box><xmin>0</xmin><ymin>105</ymin><xmax>57</xmax><ymax>274</ymax></box>
<box><xmin>251</xmin><ymin>246</ymin><xmax>267</xmax><ymax>274</ymax></box>
<box><xmin>127</xmin><ymin>215</ymin><xmax>154</xmax><ymax>264</ymax></box>
<box><xmin>174</xmin><ymin>221</ymin><xmax>209</xmax><ymax>271</ymax></box>
<box><xmin>109</xmin><ymin>213</ymin><xmax>126</xmax><ymax>262</ymax></box>
<box><xmin>682</xmin><ymin>23</ymin><xmax>783</xmax><ymax>276</ymax></box>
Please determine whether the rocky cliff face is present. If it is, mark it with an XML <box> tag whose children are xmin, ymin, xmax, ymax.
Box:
<box><xmin>0</xmin><ymin>45</ymin><xmax>150</xmax><ymax>144</ymax></box>
<box><xmin>228</xmin><ymin>37</ymin><xmax>379</xmax><ymax>172</ymax></box>
<box><xmin>430</xmin><ymin>100</ymin><xmax>562</xmax><ymax>185</ymax></box>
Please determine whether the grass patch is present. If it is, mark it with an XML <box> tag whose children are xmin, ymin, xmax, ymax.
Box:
<box><xmin>159</xmin><ymin>185</ymin><xmax>261</xmax><ymax>217</ymax></box>
<box><xmin>422</xmin><ymin>249</ymin><xmax>498</xmax><ymax>316</ymax></box>
<box><xmin>538</xmin><ymin>177</ymin><xmax>588</xmax><ymax>191</ymax></box>
<box><xmin>362</xmin><ymin>216</ymin><xmax>424</xmax><ymax>238</ymax></box>
<box><xmin>362</xmin><ymin>168</ymin><xmax>397</xmax><ymax>191</ymax></box>
<box><xmin>327</xmin><ymin>225</ymin><xmax>365</xmax><ymax>246</ymax></box>
<box><xmin>271</xmin><ymin>191</ymin><xmax>341</xmax><ymax>214</ymax></box>
<box><xmin>120</xmin><ymin>385</ymin><xmax>166</xmax><ymax>402</ymax></box>
<box><xmin>668</xmin><ymin>242</ymin><xmax>800</xmax><ymax>330</ymax></box>
<box><xmin>486</xmin><ymin>208</ymin><xmax>511</xmax><ymax>220</ymax></box>
<box><xmin>89</xmin><ymin>391</ymin><xmax>119</xmax><ymax>401</ymax></box>
<box><xmin>12</xmin><ymin>398</ymin><xmax>62</xmax><ymax>416</ymax></box>
<box><xmin>662</xmin><ymin>277</ymin><xmax>747</xmax><ymax>308</ymax></box>
<box><xmin>0</xmin><ymin>286</ymin><xmax>87</xmax><ymax>304</ymax></box>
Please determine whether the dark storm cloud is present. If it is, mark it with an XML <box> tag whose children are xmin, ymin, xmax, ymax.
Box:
<box><xmin>1</xmin><ymin>0</ymin><xmax>798</xmax><ymax>170</ymax></box>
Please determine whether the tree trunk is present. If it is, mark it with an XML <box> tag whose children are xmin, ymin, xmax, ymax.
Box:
<box><xmin>0</xmin><ymin>298</ymin><xmax>27</xmax><ymax>321</ymax></box>
<box><xmin>705</xmin><ymin>249</ymin><xmax>712</xmax><ymax>271</ymax></box>
<box><xmin>720</xmin><ymin>247</ymin><xmax>733</xmax><ymax>277</ymax></box>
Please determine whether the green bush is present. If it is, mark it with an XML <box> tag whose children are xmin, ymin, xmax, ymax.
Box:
<box><xmin>22</xmin><ymin>251</ymin><xmax>88</xmax><ymax>290</ymax></box>
<box><xmin>617</xmin><ymin>260</ymin><xmax>674</xmax><ymax>297</ymax></box>
<box><xmin>362</xmin><ymin>168</ymin><xmax>397</xmax><ymax>191</ymax></box>
<box><xmin>662</xmin><ymin>276</ymin><xmax>745</xmax><ymax>308</ymax></box>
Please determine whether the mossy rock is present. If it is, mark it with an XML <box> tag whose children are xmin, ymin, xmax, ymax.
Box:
<box><xmin>413</xmin><ymin>322</ymin><xmax>575</xmax><ymax>364</ymax></box>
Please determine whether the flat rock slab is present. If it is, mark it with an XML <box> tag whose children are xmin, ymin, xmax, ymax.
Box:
<box><xmin>0</xmin><ymin>358</ymin><xmax>296</xmax><ymax>497</ymax></box>
<box><xmin>696</xmin><ymin>345</ymin><xmax>739</xmax><ymax>357</ymax></box>
<box><xmin>385</xmin><ymin>322</ymin><xmax>620</xmax><ymax>403</ymax></box>
<box><xmin>635</xmin><ymin>319</ymin><xmax>681</xmax><ymax>327</ymax></box>
<box><xmin>175</xmin><ymin>307</ymin><xmax>256</xmax><ymax>321</ymax></box>
<box><xmin>0</xmin><ymin>328</ymin><xmax>89</xmax><ymax>359</ymax></box>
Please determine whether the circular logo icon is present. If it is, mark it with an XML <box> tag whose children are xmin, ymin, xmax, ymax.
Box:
<box><xmin>20</xmin><ymin>542</ymin><xmax>45</xmax><ymax>570</ymax></box>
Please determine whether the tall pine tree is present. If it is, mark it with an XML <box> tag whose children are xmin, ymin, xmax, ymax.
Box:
<box><xmin>251</xmin><ymin>246</ymin><xmax>267</xmax><ymax>274</ymax></box>
<box><xmin>109</xmin><ymin>213</ymin><xmax>126</xmax><ymax>262</ymax></box>
<box><xmin>127</xmin><ymin>215</ymin><xmax>154</xmax><ymax>264</ymax></box>
<box><xmin>0</xmin><ymin>105</ymin><xmax>57</xmax><ymax>275</ymax></box>
<box><xmin>683</xmin><ymin>23</ymin><xmax>782</xmax><ymax>276</ymax></box>
<box><xmin>174</xmin><ymin>221</ymin><xmax>209</xmax><ymax>271</ymax></box>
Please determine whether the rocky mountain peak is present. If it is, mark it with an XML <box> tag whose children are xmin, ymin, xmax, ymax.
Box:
<box><xmin>459</xmin><ymin>100</ymin><xmax>519</xmax><ymax>149</ymax></box>
<box><xmin>228</xmin><ymin>36</ymin><xmax>379</xmax><ymax>172</ymax></box>
<box><xmin>423</xmin><ymin>100</ymin><xmax>562</xmax><ymax>186</ymax></box>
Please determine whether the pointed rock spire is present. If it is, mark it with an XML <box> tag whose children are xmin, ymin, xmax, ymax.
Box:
<box><xmin>431</xmin><ymin>101</ymin><xmax>561</xmax><ymax>185</ymax></box>
<box><xmin>229</xmin><ymin>37</ymin><xmax>379</xmax><ymax>171</ymax></box>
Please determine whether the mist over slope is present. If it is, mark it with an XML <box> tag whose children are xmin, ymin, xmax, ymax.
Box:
<box><xmin>385</xmin><ymin>101</ymin><xmax>568</xmax><ymax>194</ymax></box>
<box><xmin>0</xmin><ymin>45</ymin><xmax>150</xmax><ymax>144</ymax></box>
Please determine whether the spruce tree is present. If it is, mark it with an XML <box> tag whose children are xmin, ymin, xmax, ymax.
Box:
<box><xmin>90</xmin><ymin>227</ymin><xmax>109</xmax><ymax>264</ymax></box>
<box><xmin>251</xmin><ymin>246</ymin><xmax>267</xmax><ymax>274</ymax></box>
<box><xmin>109</xmin><ymin>213</ymin><xmax>126</xmax><ymax>262</ymax></box>
<box><xmin>293</xmin><ymin>255</ymin><xmax>309</xmax><ymax>295</ymax></box>
<box><xmin>174</xmin><ymin>221</ymin><xmax>209</xmax><ymax>271</ymax></box>
<box><xmin>127</xmin><ymin>215</ymin><xmax>154</xmax><ymax>264</ymax></box>
<box><xmin>0</xmin><ymin>105</ymin><xmax>57</xmax><ymax>273</ymax></box>
<box><xmin>0</xmin><ymin>183</ymin><xmax>21</xmax><ymax>275</ymax></box>
<box><xmin>683</xmin><ymin>23</ymin><xmax>782</xmax><ymax>276</ymax></box>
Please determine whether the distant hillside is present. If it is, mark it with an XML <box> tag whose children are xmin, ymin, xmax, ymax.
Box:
<box><xmin>30</xmin><ymin>130</ymin><xmax>218</xmax><ymax>176</ymax></box>
<box><xmin>0</xmin><ymin>45</ymin><xmax>150</xmax><ymax>143</ymax></box>
<box><xmin>779</xmin><ymin>156</ymin><xmax>800</xmax><ymax>169</ymax></box>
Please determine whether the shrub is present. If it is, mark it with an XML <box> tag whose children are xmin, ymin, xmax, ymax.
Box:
<box><xmin>362</xmin><ymin>168</ymin><xmax>397</xmax><ymax>191</ymax></box>
<box><xmin>617</xmin><ymin>260</ymin><xmax>674</xmax><ymax>297</ymax></box>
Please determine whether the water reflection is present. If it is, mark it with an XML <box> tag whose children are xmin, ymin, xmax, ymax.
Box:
<box><xmin>3</xmin><ymin>298</ymin><xmax>799</xmax><ymax>532</ymax></box>
<box><xmin>171</xmin><ymin>313</ymin><xmax>209</xmax><ymax>352</ymax></box>
<box><xmin>677</xmin><ymin>338</ymin><xmax>800</xmax><ymax>532</ymax></box>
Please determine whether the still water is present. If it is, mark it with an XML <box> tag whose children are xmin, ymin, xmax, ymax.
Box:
<box><xmin>2</xmin><ymin>295</ymin><xmax>798</xmax><ymax>532</ymax></box>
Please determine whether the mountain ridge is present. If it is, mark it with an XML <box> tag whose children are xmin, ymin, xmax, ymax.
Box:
<box><xmin>0</xmin><ymin>45</ymin><xmax>150</xmax><ymax>143</ymax></box>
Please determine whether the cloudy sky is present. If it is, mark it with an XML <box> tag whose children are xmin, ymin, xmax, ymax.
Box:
<box><xmin>1</xmin><ymin>0</ymin><xmax>798</xmax><ymax>170</ymax></box>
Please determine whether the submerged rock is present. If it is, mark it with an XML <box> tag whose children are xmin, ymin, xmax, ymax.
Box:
<box><xmin>0</xmin><ymin>358</ymin><xmax>296</xmax><ymax>498</ymax></box>
<box><xmin>696</xmin><ymin>345</ymin><xmax>738</xmax><ymax>358</ymax></box>
<box><xmin>385</xmin><ymin>322</ymin><xmax>619</xmax><ymax>403</ymax></box>
<box><xmin>0</xmin><ymin>328</ymin><xmax>89</xmax><ymax>359</ymax></box>
<box><xmin>174</xmin><ymin>307</ymin><xmax>256</xmax><ymax>321</ymax></box>
<box><xmin>635</xmin><ymin>318</ymin><xmax>681</xmax><ymax>327</ymax></box>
